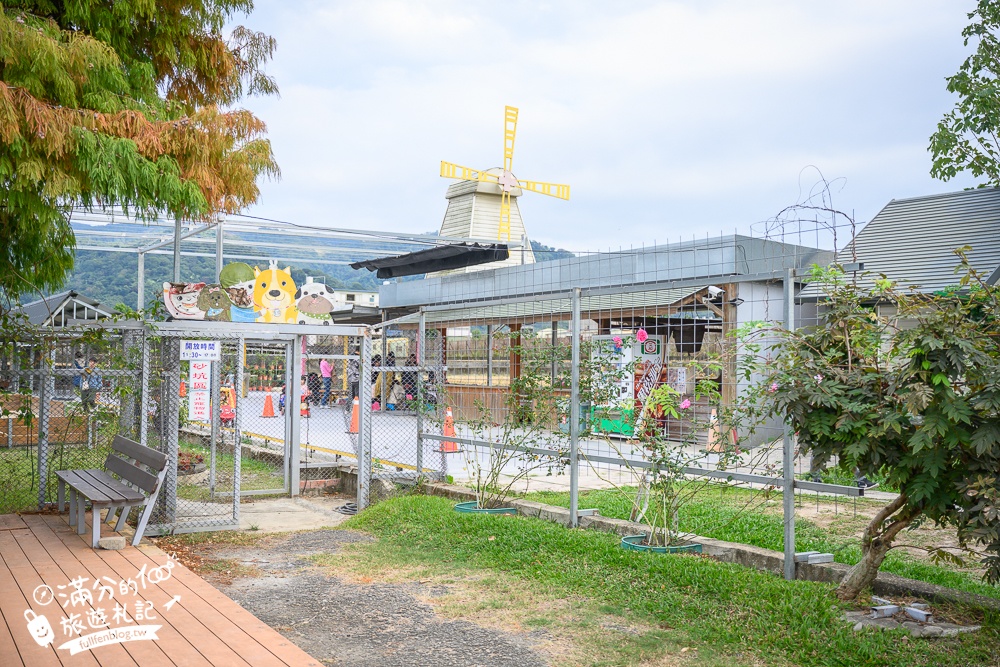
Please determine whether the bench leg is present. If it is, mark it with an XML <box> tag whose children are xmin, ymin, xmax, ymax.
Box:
<box><xmin>105</xmin><ymin>506</ymin><xmax>119</xmax><ymax>527</ymax></box>
<box><xmin>132</xmin><ymin>501</ymin><xmax>157</xmax><ymax>547</ymax></box>
<box><xmin>68</xmin><ymin>489</ymin><xmax>77</xmax><ymax>527</ymax></box>
<box><xmin>57</xmin><ymin>479</ymin><xmax>65</xmax><ymax>514</ymax></box>
<box><xmin>92</xmin><ymin>506</ymin><xmax>102</xmax><ymax>548</ymax></box>
<box><xmin>113</xmin><ymin>506</ymin><xmax>130</xmax><ymax>532</ymax></box>
<box><xmin>77</xmin><ymin>495</ymin><xmax>86</xmax><ymax>535</ymax></box>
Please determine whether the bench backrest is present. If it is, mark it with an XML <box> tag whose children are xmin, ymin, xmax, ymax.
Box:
<box><xmin>104</xmin><ymin>435</ymin><xmax>168</xmax><ymax>495</ymax></box>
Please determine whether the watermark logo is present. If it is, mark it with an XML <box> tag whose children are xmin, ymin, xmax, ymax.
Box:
<box><xmin>24</xmin><ymin>558</ymin><xmax>179</xmax><ymax>655</ymax></box>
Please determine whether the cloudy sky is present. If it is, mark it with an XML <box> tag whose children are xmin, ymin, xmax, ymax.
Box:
<box><xmin>236</xmin><ymin>0</ymin><xmax>980</xmax><ymax>253</ymax></box>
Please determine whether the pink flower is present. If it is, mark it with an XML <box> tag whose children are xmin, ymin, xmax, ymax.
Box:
<box><xmin>679</xmin><ymin>399</ymin><xmax>691</xmax><ymax>410</ymax></box>
<box><xmin>636</xmin><ymin>328</ymin><xmax>648</xmax><ymax>343</ymax></box>
<box><xmin>814</xmin><ymin>374</ymin><xmax>824</xmax><ymax>382</ymax></box>
<box><xmin>612</xmin><ymin>336</ymin><xmax>623</xmax><ymax>347</ymax></box>
<box><xmin>769</xmin><ymin>381</ymin><xmax>779</xmax><ymax>393</ymax></box>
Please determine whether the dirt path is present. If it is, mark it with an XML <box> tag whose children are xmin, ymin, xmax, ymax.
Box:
<box><xmin>185</xmin><ymin>530</ymin><xmax>550</xmax><ymax>667</ymax></box>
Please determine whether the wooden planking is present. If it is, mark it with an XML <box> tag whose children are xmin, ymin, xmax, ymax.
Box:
<box><xmin>28</xmin><ymin>514</ymin><xmax>212</xmax><ymax>667</ymax></box>
<box><xmin>0</xmin><ymin>514</ymin><xmax>27</xmax><ymax>531</ymax></box>
<box><xmin>9</xmin><ymin>519</ymin><xmax>139</xmax><ymax>667</ymax></box>
<box><xmin>0</xmin><ymin>530</ymin><xmax>88</xmax><ymax>667</ymax></box>
<box><xmin>102</xmin><ymin>456</ymin><xmax>158</xmax><ymax>495</ymax></box>
<box><xmin>117</xmin><ymin>543</ymin><xmax>320</xmax><ymax>667</ymax></box>
<box><xmin>1</xmin><ymin>512</ymin><xmax>321</xmax><ymax>667</ymax></box>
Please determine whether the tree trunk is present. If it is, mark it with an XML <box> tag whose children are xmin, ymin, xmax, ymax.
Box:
<box><xmin>835</xmin><ymin>494</ymin><xmax>917</xmax><ymax>601</ymax></box>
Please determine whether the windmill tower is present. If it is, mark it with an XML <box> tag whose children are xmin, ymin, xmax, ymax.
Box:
<box><xmin>436</xmin><ymin>106</ymin><xmax>570</xmax><ymax>273</ymax></box>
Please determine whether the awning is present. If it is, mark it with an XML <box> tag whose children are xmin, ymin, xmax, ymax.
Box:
<box><xmin>350</xmin><ymin>243</ymin><xmax>509</xmax><ymax>279</ymax></box>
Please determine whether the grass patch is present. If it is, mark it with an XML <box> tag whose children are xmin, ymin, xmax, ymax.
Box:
<box><xmin>332</xmin><ymin>495</ymin><xmax>999</xmax><ymax>667</ymax></box>
<box><xmin>524</xmin><ymin>487</ymin><xmax>1000</xmax><ymax>602</ymax></box>
<box><xmin>176</xmin><ymin>439</ymin><xmax>284</xmax><ymax>501</ymax></box>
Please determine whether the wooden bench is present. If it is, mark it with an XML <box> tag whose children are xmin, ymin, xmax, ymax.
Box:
<box><xmin>55</xmin><ymin>435</ymin><xmax>168</xmax><ymax>548</ymax></box>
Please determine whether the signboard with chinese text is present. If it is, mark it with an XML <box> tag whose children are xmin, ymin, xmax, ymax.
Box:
<box><xmin>189</xmin><ymin>360</ymin><xmax>211</xmax><ymax>421</ymax></box>
<box><xmin>180</xmin><ymin>340</ymin><xmax>220</xmax><ymax>361</ymax></box>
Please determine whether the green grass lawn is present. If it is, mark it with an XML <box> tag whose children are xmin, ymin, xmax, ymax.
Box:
<box><xmin>522</xmin><ymin>486</ymin><xmax>1000</xmax><ymax>602</ymax></box>
<box><xmin>335</xmin><ymin>495</ymin><xmax>999</xmax><ymax>667</ymax></box>
<box><xmin>176</xmin><ymin>439</ymin><xmax>285</xmax><ymax>502</ymax></box>
<box><xmin>0</xmin><ymin>443</ymin><xmax>111</xmax><ymax>513</ymax></box>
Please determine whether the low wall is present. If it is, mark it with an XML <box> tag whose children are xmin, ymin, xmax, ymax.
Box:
<box><xmin>424</xmin><ymin>483</ymin><xmax>1000</xmax><ymax>611</ymax></box>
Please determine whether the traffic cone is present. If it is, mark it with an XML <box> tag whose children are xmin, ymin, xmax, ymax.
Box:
<box><xmin>261</xmin><ymin>393</ymin><xmax>276</xmax><ymax>418</ymax></box>
<box><xmin>440</xmin><ymin>407</ymin><xmax>458</xmax><ymax>452</ymax></box>
<box><xmin>348</xmin><ymin>397</ymin><xmax>359</xmax><ymax>434</ymax></box>
<box><xmin>179</xmin><ymin>380</ymin><xmax>187</xmax><ymax>397</ymax></box>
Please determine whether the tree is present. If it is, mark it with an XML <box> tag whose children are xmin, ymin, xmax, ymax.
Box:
<box><xmin>930</xmin><ymin>0</ymin><xmax>1000</xmax><ymax>186</ymax></box>
<box><xmin>745</xmin><ymin>261</ymin><xmax>1000</xmax><ymax>601</ymax></box>
<box><xmin>0</xmin><ymin>1</ymin><xmax>279</xmax><ymax>304</ymax></box>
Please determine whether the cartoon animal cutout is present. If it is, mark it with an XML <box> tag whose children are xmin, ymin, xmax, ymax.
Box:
<box><xmin>253</xmin><ymin>261</ymin><xmax>298</xmax><ymax>323</ymax></box>
<box><xmin>197</xmin><ymin>285</ymin><xmax>233</xmax><ymax>321</ymax></box>
<box><xmin>221</xmin><ymin>262</ymin><xmax>259</xmax><ymax>322</ymax></box>
<box><xmin>163</xmin><ymin>282</ymin><xmax>207</xmax><ymax>320</ymax></box>
<box><xmin>295</xmin><ymin>277</ymin><xmax>336</xmax><ymax>325</ymax></box>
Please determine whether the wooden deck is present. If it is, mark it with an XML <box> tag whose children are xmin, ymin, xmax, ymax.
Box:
<box><xmin>0</xmin><ymin>511</ymin><xmax>322</xmax><ymax>666</ymax></box>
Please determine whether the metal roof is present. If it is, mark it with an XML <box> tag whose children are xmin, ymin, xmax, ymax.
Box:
<box><xmin>389</xmin><ymin>285</ymin><xmax>709</xmax><ymax>326</ymax></box>
<box><xmin>805</xmin><ymin>188</ymin><xmax>1000</xmax><ymax>295</ymax></box>
<box><xmin>17</xmin><ymin>291</ymin><xmax>116</xmax><ymax>327</ymax></box>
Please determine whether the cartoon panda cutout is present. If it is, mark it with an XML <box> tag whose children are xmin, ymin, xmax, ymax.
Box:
<box><xmin>295</xmin><ymin>277</ymin><xmax>336</xmax><ymax>325</ymax></box>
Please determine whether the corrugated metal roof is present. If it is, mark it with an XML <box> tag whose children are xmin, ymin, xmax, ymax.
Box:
<box><xmin>395</xmin><ymin>285</ymin><xmax>707</xmax><ymax>325</ymax></box>
<box><xmin>805</xmin><ymin>188</ymin><xmax>1000</xmax><ymax>295</ymax></box>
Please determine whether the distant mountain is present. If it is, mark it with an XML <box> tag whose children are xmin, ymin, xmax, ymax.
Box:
<box><xmin>51</xmin><ymin>228</ymin><xmax>576</xmax><ymax>309</ymax></box>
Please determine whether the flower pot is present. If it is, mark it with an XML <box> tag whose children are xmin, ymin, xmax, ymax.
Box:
<box><xmin>620</xmin><ymin>534</ymin><xmax>702</xmax><ymax>554</ymax></box>
<box><xmin>454</xmin><ymin>501</ymin><xmax>517</xmax><ymax>515</ymax></box>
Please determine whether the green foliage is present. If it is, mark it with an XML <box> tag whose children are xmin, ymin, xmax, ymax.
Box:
<box><xmin>930</xmin><ymin>0</ymin><xmax>1000</xmax><ymax>185</ymax></box>
<box><xmin>744</xmin><ymin>258</ymin><xmax>1000</xmax><ymax>586</ymax></box>
<box><xmin>0</xmin><ymin>1</ymin><xmax>278</xmax><ymax>304</ymax></box>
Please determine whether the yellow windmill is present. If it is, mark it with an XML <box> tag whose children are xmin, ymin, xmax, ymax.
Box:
<box><xmin>440</xmin><ymin>106</ymin><xmax>570</xmax><ymax>245</ymax></box>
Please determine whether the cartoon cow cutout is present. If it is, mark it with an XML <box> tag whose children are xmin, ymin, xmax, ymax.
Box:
<box><xmin>253</xmin><ymin>262</ymin><xmax>298</xmax><ymax>323</ymax></box>
<box><xmin>295</xmin><ymin>277</ymin><xmax>336</xmax><ymax>325</ymax></box>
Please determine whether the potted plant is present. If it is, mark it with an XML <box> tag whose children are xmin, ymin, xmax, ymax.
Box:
<box><xmin>447</xmin><ymin>330</ymin><xmax>571</xmax><ymax>513</ymax></box>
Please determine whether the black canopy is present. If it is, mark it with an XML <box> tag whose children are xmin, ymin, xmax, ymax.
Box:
<box><xmin>350</xmin><ymin>243</ymin><xmax>510</xmax><ymax>279</ymax></box>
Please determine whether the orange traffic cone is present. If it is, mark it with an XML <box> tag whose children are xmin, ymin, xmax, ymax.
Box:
<box><xmin>179</xmin><ymin>380</ymin><xmax>187</xmax><ymax>398</ymax></box>
<box><xmin>261</xmin><ymin>393</ymin><xmax>276</xmax><ymax>418</ymax></box>
<box><xmin>348</xmin><ymin>397</ymin><xmax>359</xmax><ymax>434</ymax></box>
<box><xmin>439</xmin><ymin>407</ymin><xmax>458</xmax><ymax>452</ymax></box>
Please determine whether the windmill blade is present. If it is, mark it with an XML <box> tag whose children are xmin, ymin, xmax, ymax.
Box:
<box><xmin>503</xmin><ymin>106</ymin><xmax>518</xmax><ymax>173</ymax></box>
<box><xmin>518</xmin><ymin>179</ymin><xmax>571</xmax><ymax>200</ymax></box>
<box><xmin>440</xmin><ymin>161</ymin><xmax>500</xmax><ymax>183</ymax></box>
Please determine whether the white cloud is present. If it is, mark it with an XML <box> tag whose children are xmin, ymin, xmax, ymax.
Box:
<box><xmin>235</xmin><ymin>0</ymin><xmax>979</xmax><ymax>252</ymax></box>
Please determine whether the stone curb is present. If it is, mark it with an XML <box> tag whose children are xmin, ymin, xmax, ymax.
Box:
<box><xmin>422</xmin><ymin>483</ymin><xmax>1000</xmax><ymax>611</ymax></box>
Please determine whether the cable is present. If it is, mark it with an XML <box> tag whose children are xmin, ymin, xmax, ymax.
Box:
<box><xmin>337</xmin><ymin>502</ymin><xmax>358</xmax><ymax>515</ymax></box>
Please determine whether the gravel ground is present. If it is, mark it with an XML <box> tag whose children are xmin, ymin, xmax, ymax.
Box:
<box><xmin>208</xmin><ymin>530</ymin><xmax>550</xmax><ymax>667</ymax></box>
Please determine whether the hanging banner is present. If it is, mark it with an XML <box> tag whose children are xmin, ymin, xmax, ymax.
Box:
<box><xmin>189</xmin><ymin>361</ymin><xmax>211</xmax><ymax>421</ymax></box>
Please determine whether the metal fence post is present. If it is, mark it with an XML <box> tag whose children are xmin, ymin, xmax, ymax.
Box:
<box><xmin>357</xmin><ymin>331</ymin><xmax>372</xmax><ymax>510</ymax></box>
<box><xmin>570</xmin><ymin>287</ymin><xmax>581</xmax><ymax>528</ymax></box>
<box><xmin>164</xmin><ymin>336</ymin><xmax>180</xmax><ymax>523</ymax></box>
<box><xmin>139</xmin><ymin>328</ymin><xmax>149</xmax><ymax>449</ymax></box>
<box><xmin>783</xmin><ymin>268</ymin><xmax>797</xmax><ymax>580</ymax></box>
<box><xmin>210</xmin><ymin>352</ymin><xmax>220</xmax><ymax>501</ymax></box>
<box><xmin>37</xmin><ymin>349</ymin><xmax>51</xmax><ymax>508</ymax></box>
<box><xmin>415</xmin><ymin>310</ymin><xmax>425</xmax><ymax>478</ymax></box>
<box><xmin>289</xmin><ymin>335</ymin><xmax>302</xmax><ymax>496</ymax></box>
<box><xmin>234</xmin><ymin>336</ymin><xmax>244</xmax><ymax>525</ymax></box>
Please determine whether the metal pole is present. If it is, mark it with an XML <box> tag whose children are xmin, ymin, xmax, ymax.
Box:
<box><xmin>210</xmin><ymin>358</ymin><xmax>219</xmax><ymax>501</ymax></box>
<box><xmin>415</xmin><ymin>311</ymin><xmax>425</xmax><ymax>478</ymax></box>
<box><xmin>164</xmin><ymin>337</ymin><xmax>180</xmax><ymax>522</ymax></box>
<box><xmin>357</xmin><ymin>331</ymin><xmax>372</xmax><ymax>510</ymax></box>
<box><xmin>486</xmin><ymin>324</ymin><xmax>494</xmax><ymax>387</ymax></box>
<box><xmin>37</xmin><ymin>350</ymin><xmax>51</xmax><ymax>508</ymax></box>
<box><xmin>570</xmin><ymin>287</ymin><xmax>581</xmax><ymax>528</ymax></box>
<box><xmin>289</xmin><ymin>335</ymin><xmax>302</xmax><ymax>496</ymax></box>
<box><xmin>139</xmin><ymin>329</ymin><xmax>149</xmax><ymax>449</ymax></box>
<box><xmin>234</xmin><ymin>336</ymin><xmax>244</xmax><ymax>525</ymax></box>
<box><xmin>782</xmin><ymin>268</ymin><xmax>797</xmax><ymax>580</ymax></box>
<box><xmin>137</xmin><ymin>252</ymin><xmax>145</xmax><ymax>311</ymax></box>
<box><xmin>172</xmin><ymin>218</ymin><xmax>182</xmax><ymax>282</ymax></box>
<box><xmin>215</xmin><ymin>219</ymin><xmax>224</xmax><ymax>280</ymax></box>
